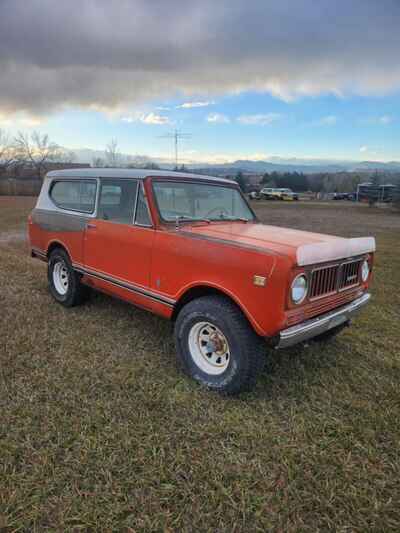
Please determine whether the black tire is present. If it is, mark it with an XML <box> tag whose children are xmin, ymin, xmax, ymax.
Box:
<box><xmin>174</xmin><ymin>295</ymin><xmax>266</xmax><ymax>395</ymax></box>
<box><xmin>48</xmin><ymin>248</ymin><xmax>89</xmax><ymax>307</ymax></box>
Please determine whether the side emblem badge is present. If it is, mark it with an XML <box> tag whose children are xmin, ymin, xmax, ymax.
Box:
<box><xmin>253</xmin><ymin>275</ymin><xmax>267</xmax><ymax>287</ymax></box>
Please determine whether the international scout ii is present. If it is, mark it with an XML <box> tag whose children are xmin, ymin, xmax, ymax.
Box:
<box><xmin>29</xmin><ymin>169</ymin><xmax>375</xmax><ymax>394</ymax></box>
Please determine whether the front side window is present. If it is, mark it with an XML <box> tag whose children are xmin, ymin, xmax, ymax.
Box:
<box><xmin>153</xmin><ymin>181</ymin><xmax>255</xmax><ymax>222</ymax></box>
<box><xmin>98</xmin><ymin>179</ymin><xmax>138</xmax><ymax>224</ymax></box>
<box><xmin>50</xmin><ymin>180</ymin><xmax>96</xmax><ymax>213</ymax></box>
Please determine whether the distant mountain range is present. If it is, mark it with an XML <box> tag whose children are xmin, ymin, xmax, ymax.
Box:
<box><xmin>190</xmin><ymin>159</ymin><xmax>400</xmax><ymax>174</ymax></box>
<box><xmin>71</xmin><ymin>148</ymin><xmax>400</xmax><ymax>174</ymax></box>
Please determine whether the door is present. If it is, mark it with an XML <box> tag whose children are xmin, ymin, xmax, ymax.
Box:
<box><xmin>83</xmin><ymin>178</ymin><xmax>154</xmax><ymax>290</ymax></box>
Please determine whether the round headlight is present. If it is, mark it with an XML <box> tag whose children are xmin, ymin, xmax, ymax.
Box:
<box><xmin>361</xmin><ymin>259</ymin><xmax>369</xmax><ymax>282</ymax></box>
<box><xmin>291</xmin><ymin>274</ymin><xmax>308</xmax><ymax>304</ymax></box>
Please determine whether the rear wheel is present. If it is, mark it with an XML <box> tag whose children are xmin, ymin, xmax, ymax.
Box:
<box><xmin>48</xmin><ymin>248</ymin><xmax>89</xmax><ymax>307</ymax></box>
<box><xmin>174</xmin><ymin>295</ymin><xmax>266</xmax><ymax>395</ymax></box>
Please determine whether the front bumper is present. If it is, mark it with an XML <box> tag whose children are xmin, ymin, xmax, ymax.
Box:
<box><xmin>276</xmin><ymin>292</ymin><xmax>371</xmax><ymax>349</ymax></box>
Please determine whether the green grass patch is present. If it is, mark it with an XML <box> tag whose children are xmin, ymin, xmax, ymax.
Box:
<box><xmin>1</xmin><ymin>198</ymin><xmax>399</xmax><ymax>531</ymax></box>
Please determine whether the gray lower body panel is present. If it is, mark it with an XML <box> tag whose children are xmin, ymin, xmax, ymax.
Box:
<box><xmin>277</xmin><ymin>292</ymin><xmax>371</xmax><ymax>349</ymax></box>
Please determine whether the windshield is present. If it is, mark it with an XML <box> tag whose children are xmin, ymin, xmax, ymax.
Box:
<box><xmin>153</xmin><ymin>181</ymin><xmax>255</xmax><ymax>222</ymax></box>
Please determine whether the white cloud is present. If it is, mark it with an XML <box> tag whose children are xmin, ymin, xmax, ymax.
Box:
<box><xmin>206</xmin><ymin>113</ymin><xmax>230</xmax><ymax>124</ymax></box>
<box><xmin>0</xmin><ymin>113</ymin><xmax>12</xmax><ymax>127</ymax></box>
<box><xmin>379</xmin><ymin>114</ymin><xmax>393</xmax><ymax>124</ymax></box>
<box><xmin>237</xmin><ymin>113</ymin><xmax>282</xmax><ymax>126</ymax></box>
<box><xmin>177</xmin><ymin>101</ymin><xmax>214</xmax><ymax>109</ymax></box>
<box><xmin>0</xmin><ymin>112</ymin><xmax>43</xmax><ymax>127</ymax></box>
<box><xmin>359</xmin><ymin>145</ymin><xmax>381</xmax><ymax>157</ymax></box>
<box><xmin>121</xmin><ymin>112</ymin><xmax>170</xmax><ymax>125</ymax></box>
<box><xmin>140</xmin><ymin>112</ymin><xmax>170</xmax><ymax>125</ymax></box>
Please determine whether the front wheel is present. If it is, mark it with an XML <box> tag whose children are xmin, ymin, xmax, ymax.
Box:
<box><xmin>174</xmin><ymin>295</ymin><xmax>266</xmax><ymax>395</ymax></box>
<box><xmin>48</xmin><ymin>248</ymin><xmax>89</xmax><ymax>307</ymax></box>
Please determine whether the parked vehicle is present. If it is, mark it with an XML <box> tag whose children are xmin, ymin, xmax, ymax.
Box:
<box><xmin>29</xmin><ymin>169</ymin><xmax>375</xmax><ymax>394</ymax></box>
<box><xmin>248</xmin><ymin>191</ymin><xmax>261</xmax><ymax>200</ymax></box>
<box><xmin>278</xmin><ymin>188</ymin><xmax>299</xmax><ymax>201</ymax></box>
<box><xmin>357</xmin><ymin>183</ymin><xmax>397</xmax><ymax>204</ymax></box>
<box><xmin>332</xmin><ymin>192</ymin><xmax>351</xmax><ymax>200</ymax></box>
<box><xmin>260</xmin><ymin>187</ymin><xmax>277</xmax><ymax>200</ymax></box>
<box><xmin>260</xmin><ymin>187</ymin><xmax>298</xmax><ymax>201</ymax></box>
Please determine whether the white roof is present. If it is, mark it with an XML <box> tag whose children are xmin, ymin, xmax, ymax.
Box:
<box><xmin>46</xmin><ymin>167</ymin><xmax>235</xmax><ymax>184</ymax></box>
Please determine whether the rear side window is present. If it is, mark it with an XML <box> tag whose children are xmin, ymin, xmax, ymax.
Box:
<box><xmin>98</xmin><ymin>179</ymin><xmax>138</xmax><ymax>224</ymax></box>
<box><xmin>50</xmin><ymin>180</ymin><xmax>97</xmax><ymax>213</ymax></box>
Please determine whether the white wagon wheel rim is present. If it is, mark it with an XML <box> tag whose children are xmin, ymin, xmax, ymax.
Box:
<box><xmin>188</xmin><ymin>321</ymin><xmax>230</xmax><ymax>375</ymax></box>
<box><xmin>53</xmin><ymin>261</ymin><xmax>69</xmax><ymax>295</ymax></box>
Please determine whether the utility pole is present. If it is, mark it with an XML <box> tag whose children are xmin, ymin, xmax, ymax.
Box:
<box><xmin>158</xmin><ymin>129</ymin><xmax>191</xmax><ymax>169</ymax></box>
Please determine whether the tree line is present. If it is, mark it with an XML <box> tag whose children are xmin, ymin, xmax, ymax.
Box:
<box><xmin>232</xmin><ymin>170</ymin><xmax>400</xmax><ymax>194</ymax></box>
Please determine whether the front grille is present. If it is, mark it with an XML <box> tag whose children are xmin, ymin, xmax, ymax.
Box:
<box><xmin>309</xmin><ymin>264</ymin><xmax>338</xmax><ymax>299</ymax></box>
<box><xmin>309</xmin><ymin>259</ymin><xmax>360</xmax><ymax>300</ymax></box>
<box><xmin>338</xmin><ymin>260</ymin><xmax>361</xmax><ymax>290</ymax></box>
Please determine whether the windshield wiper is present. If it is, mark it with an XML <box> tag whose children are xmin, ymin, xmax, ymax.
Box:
<box><xmin>175</xmin><ymin>215</ymin><xmax>211</xmax><ymax>229</ymax></box>
<box><xmin>217</xmin><ymin>214</ymin><xmax>249</xmax><ymax>222</ymax></box>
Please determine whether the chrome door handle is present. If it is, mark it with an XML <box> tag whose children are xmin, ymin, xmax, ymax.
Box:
<box><xmin>86</xmin><ymin>223</ymin><xmax>97</xmax><ymax>229</ymax></box>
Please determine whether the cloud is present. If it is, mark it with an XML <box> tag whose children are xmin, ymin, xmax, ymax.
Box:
<box><xmin>0</xmin><ymin>114</ymin><xmax>12</xmax><ymax>127</ymax></box>
<box><xmin>359</xmin><ymin>145</ymin><xmax>380</xmax><ymax>156</ymax></box>
<box><xmin>0</xmin><ymin>1</ymin><xmax>400</xmax><ymax>117</ymax></box>
<box><xmin>140</xmin><ymin>112</ymin><xmax>170</xmax><ymax>125</ymax></box>
<box><xmin>0</xmin><ymin>112</ymin><xmax>43</xmax><ymax>128</ymax></box>
<box><xmin>237</xmin><ymin>113</ymin><xmax>281</xmax><ymax>125</ymax></box>
<box><xmin>121</xmin><ymin>112</ymin><xmax>170</xmax><ymax>125</ymax></box>
<box><xmin>207</xmin><ymin>113</ymin><xmax>230</xmax><ymax>123</ymax></box>
<box><xmin>379</xmin><ymin>114</ymin><xmax>393</xmax><ymax>124</ymax></box>
<box><xmin>177</xmin><ymin>101</ymin><xmax>214</xmax><ymax>109</ymax></box>
<box><xmin>175</xmin><ymin>150</ymin><xmax>269</xmax><ymax>164</ymax></box>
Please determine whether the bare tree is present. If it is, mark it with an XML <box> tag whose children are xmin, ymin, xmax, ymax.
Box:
<box><xmin>59</xmin><ymin>150</ymin><xmax>76</xmax><ymax>164</ymax></box>
<box><xmin>0</xmin><ymin>129</ymin><xmax>15</xmax><ymax>177</ymax></box>
<box><xmin>14</xmin><ymin>131</ymin><xmax>63</xmax><ymax>179</ymax></box>
<box><xmin>92</xmin><ymin>156</ymin><xmax>105</xmax><ymax>168</ymax></box>
<box><xmin>105</xmin><ymin>138</ymin><xmax>120</xmax><ymax>167</ymax></box>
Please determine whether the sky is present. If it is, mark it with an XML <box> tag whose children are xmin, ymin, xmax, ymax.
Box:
<box><xmin>0</xmin><ymin>0</ymin><xmax>400</xmax><ymax>164</ymax></box>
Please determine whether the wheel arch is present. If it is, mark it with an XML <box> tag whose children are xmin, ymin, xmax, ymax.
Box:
<box><xmin>46</xmin><ymin>240</ymin><xmax>72</xmax><ymax>260</ymax></box>
<box><xmin>172</xmin><ymin>283</ymin><xmax>264</xmax><ymax>336</ymax></box>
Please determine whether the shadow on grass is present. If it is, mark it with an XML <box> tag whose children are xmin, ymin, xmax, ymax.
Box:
<box><xmin>84</xmin><ymin>289</ymin><xmax>348</xmax><ymax>403</ymax></box>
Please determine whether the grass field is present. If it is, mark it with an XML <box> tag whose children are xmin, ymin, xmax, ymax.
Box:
<box><xmin>1</xmin><ymin>196</ymin><xmax>399</xmax><ymax>531</ymax></box>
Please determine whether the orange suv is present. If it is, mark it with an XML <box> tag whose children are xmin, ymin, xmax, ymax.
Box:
<box><xmin>29</xmin><ymin>169</ymin><xmax>375</xmax><ymax>394</ymax></box>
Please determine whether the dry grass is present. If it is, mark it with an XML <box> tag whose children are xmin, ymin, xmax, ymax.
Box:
<box><xmin>1</xmin><ymin>197</ymin><xmax>399</xmax><ymax>531</ymax></box>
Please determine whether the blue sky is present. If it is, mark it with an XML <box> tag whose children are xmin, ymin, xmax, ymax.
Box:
<box><xmin>8</xmin><ymin>91</ymin><xmax>396</xmax><ymax>163</ymax></box>
<box><xmin>1</xmin><ymin>0</ymin><xmax>399</xmax><ymax>164</ymax></box>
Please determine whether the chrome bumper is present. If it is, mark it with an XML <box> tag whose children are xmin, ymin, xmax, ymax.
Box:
<box><xmin>277</xmin><ymin>293</ymin><xmax>371</xmax><ymax>349</ymax></box>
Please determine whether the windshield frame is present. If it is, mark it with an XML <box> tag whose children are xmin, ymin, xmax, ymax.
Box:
<box><xmin>150</xmin><ymin>178</ymin><xmax>257</xmax><ymax>225</ymax></box>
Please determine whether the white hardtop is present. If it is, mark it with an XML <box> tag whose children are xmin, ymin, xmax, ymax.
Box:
<box><xmin>46</xmin><ymin>168</ymin><xmax>235</xmax><ymax>185</ymax></box>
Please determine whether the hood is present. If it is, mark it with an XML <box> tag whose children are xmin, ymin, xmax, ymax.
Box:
<box><xmin>183</xmin><ymin>222</ymin><xmax>375</xmax><ymax>266</ymax></box>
